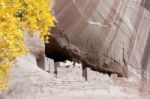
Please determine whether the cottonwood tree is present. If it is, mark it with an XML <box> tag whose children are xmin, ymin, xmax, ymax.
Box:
<box><xmin>0</xmin><ymin>0</ymin><xmax>54</xmax><ymax>90</ymax></box>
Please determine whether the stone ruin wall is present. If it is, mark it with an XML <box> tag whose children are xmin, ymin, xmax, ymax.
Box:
<box><xmin>44</xmin><ymin>58</ymin><xmax>126</xmax><ymax>83</ymax></box>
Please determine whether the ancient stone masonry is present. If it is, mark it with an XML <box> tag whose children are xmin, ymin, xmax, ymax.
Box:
<box><xmin>45</xmin><ymin>59</ymin><xmax>84</xmax><ymax>81</ymax></box>
<box><xmin>45</xmin><ymin>57</ymin><xmax>55</xmax><ymax>74</ymax></box>
<box><xmin>44</xmin><ymin>58</ymin><xmax>119</xmax><ymax>82</ymax></box>
<box><xmin>45</xmin><ymin>0</ymin><xmax>150</xmax><ymax>78</ymax></box>
<box><xmin>83</xmin><ymin>67</ymin><xmax>109</xmax><ymax>82</ymax></box>
<box><xmin>44</xmin><ymin>0</ymin><xmax>150</xmax><ymax>92</ymax></box>
<box><xmin>2</xmin><ymin>0</ymin><xmax>150</xmax><ymax>98</ymax></box>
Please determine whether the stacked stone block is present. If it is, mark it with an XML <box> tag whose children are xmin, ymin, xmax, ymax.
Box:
<box><xmin>45</xmin><ymin>57</ymin><xmax>55</xmax><ymax>76</ymax></box>
<box><xmin>55</xmin><ymin>60</ymin><xmax>83</xmax><ymax>81</ymax></box>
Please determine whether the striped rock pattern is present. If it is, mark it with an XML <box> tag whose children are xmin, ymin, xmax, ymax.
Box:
<box><xmin>47</xmin><ymin>0</ymin><xmax>150</xmax><ymax>78</ymax></box>
<box><xmin>143</xmin><ymin>0</ymin><xmax>150</xmax><ymax>11</ymax></box>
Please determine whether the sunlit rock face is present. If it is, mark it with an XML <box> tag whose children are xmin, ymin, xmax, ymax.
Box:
<box><xmin>45</xmin><ymin>0</ymin><xmax>150</xmax><ymax>77</ymax></box>
<box><xmin>24</xmin><ymin>32</ymin><xmax>45</xmax><ymax>69</ymax></box>
<box><xmin>1</xmin><ymin>1</ymin><xmax>150</xmax><ymax>99</ymax></box>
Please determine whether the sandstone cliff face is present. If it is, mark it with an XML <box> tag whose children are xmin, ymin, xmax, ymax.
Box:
<box><xmin>46</xmin><ymin>0</ymin><xmax>150</xmax><ymax>78</ymax></box>
<box><xmin>143</xmin><ymin>0</ymin><xmax>150</xmax><ymax>11</ymax></box>
<box><xmin>1</xmin><ymin>56</ymin><xmax>147</xmax><ymax>99</ymax></box>
<box><xmin>1</xmin><ymin>1</ymin><xmax>150</xmax><ymax>98</ymax></box>
<box><xmin>24</xmin><ymin>32</ymin><xmax>45</xmax><ymax>69</ymax></box>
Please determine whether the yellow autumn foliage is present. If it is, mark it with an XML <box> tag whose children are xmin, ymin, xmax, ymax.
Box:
<box><xmin>0</xmin><ymin>0</ymin><xmax>54</xmax><ymax>90</ymax></box>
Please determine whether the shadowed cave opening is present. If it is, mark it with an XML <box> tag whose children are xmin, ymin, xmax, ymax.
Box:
<box><xmin>45</xmin><ymin>36</ymin><xmax>71</xmax><ymax>62</ymax></box>
<box><xmin>44</xmin><ymin>27</ymin><xmax>126</xmax><ymax>78</ymax></box>
<box><xmin>45</xmin><ymin>38</ymin><xmax>118</xmax><ymax>78</ymax></box>
<box><xmin>45</xmin><ymin>33</ymin><xmax>124</xmax><ymax>78</ymax></box>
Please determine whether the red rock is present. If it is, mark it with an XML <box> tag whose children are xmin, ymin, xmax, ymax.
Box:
<box><xmin>45</xmin><ymin>0</ymin><xmax>150</xmax><ymax>78</ymax></box>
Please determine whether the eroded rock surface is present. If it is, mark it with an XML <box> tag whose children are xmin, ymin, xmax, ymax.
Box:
<box><xmin>1</xmin><ymin>56</ymin><xmax>149</xmax><ymax>99</ymax></box>
<box><xmin>143</xmin><ymin>0</ymin><xmax>150</xmax><ymax>11</ymax></box>
<box><xmin>0</xmin><ymin>0</ymin><xmax>150</xmax><ymax>99</ymax></box>
<box><xmin>46</xmin><ymin>0</ymin><xmax>150</xmax><ymax>77</ymax></box>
